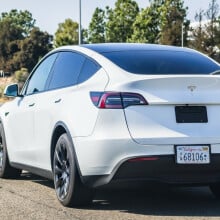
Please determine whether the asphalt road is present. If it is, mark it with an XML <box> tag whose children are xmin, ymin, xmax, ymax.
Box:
<box><xmin>0</xmin><ymin>172</ymin><xmax>220</xmax><ymax>220</ymax></box>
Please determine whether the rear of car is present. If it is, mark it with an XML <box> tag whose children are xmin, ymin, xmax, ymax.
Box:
<box><xmin>77</xmin><ymin>44</ymin><xmax>220</xmax><ymax>188</ymax></box>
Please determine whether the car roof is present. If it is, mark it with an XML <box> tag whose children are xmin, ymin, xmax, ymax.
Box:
<box><xmin>80</xmin><ymin>43</ymin><xmax>194</xmax><ymax>53</ymax></box>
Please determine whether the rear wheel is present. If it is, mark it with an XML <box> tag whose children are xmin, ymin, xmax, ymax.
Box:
<box><xmin>0</xmin><ymin>123</ymin><xmax>22</xmax><ymax>178</ymax></box>
<box><xmin>53</xmin><ymin>133</ymin><xmax>93</xmax><ymax>207</ymax></box>
<box><xmin>210</xmin><ymin>183</ymin><xmax>220</xmax><ymax>198</ymax></box>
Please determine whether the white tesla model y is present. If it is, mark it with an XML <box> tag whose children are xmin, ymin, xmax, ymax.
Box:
<box><xmin>1</xmin><ymin>43</ymin><xmax>220</xmax><ymax>206</ymax></box>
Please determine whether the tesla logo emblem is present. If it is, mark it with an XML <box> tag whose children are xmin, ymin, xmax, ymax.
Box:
<box><xmin>187</xmin><ymin>85</ymin><xmax>197</xmax><ymax>92</ymax></box>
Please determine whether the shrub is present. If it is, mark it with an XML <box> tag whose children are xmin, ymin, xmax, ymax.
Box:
<box><xmin>13</xmin><ymin>68</ymin><xmax>29</xmax><ymax>89</ymax></box>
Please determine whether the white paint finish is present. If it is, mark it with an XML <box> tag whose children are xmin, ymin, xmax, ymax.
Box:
<box><xmin>1</xmin><ymin>44</ymin><xmax>220</xmax><ymax>183</ymax></box>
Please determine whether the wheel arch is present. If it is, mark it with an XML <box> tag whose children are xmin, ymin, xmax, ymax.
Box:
<box><xmin>0</xmin><ymin>118</ymin><xmax>10</xmax><ymax>161</ymax></box>
<box><xmin>50</xmin><ymin>122</ymin><xmax>82</xmax><ymax>177</ymax></box>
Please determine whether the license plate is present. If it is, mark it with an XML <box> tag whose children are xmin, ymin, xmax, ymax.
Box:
<box><xmin>175</xmin><ymin>145</ymin><xmax>210</xmax><ymax>164</ymax></box>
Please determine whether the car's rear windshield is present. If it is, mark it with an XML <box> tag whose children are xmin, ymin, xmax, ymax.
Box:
<box><xmin>101</xmin><ymin>50</ymin><xmax>220</xmax><ymax>75</ymax></box>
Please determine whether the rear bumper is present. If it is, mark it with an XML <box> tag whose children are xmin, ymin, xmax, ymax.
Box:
<box><xmin>82</xmin><ymin>154</ymin><xmax>220</xmax><ymax>188</ymax></box>
<box><xmin>73</xmin><ymin>109</ymin><xmax>220</xmax><ymax>187</ymax></box>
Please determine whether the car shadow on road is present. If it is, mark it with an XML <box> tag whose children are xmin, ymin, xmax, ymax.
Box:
<box><xmin>20</xmin><ymin>171</ymin><xmax>54</xmax><ymax>188</ymax></box>
<box><xmin>20</xmin><ymin>172</ymin><xmax>220</xmax><ymax>217</ymax></box>
<box><xmin>91</xmin><ymin>183</ymin><xmax>220</xmax><ymax>217</ymax></box>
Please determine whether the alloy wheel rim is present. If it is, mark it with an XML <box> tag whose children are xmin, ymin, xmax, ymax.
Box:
<box><xmin>54</xmin><ymin>141</ymin><xmax>70</xmax><ymax>200</ymax></box>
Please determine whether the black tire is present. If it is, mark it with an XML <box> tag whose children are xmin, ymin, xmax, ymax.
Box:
<box><xmin>53</xmin><ymin>133</ymin><xmax>94</xmax><ymax>207</ymax></box>
<box><xmin>0</xmin><ymin>123</ymin><xmax>22</xmax><ymax>178</ymax></box>
<box><xmin>210</xmin><ymin>183</ymin><xmax>220</xmax><ymax>198</ymax></box>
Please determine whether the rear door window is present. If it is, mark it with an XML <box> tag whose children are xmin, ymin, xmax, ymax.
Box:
<box><xmin>48</xmin><ymin>51</ymin><xmax>85</xmax><ymax>90</ymax></box>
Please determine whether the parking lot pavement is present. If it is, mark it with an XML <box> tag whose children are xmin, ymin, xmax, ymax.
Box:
<box><xmin>0</xmin><ymin>172</ymin><xmax>220</xmax><ymax>220</ymax></box>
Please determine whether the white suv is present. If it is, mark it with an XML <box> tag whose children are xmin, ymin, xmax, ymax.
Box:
<box><xmin>1</xmin><ymin>43</ymin><xmax>220</xmax><ymax>207</ymax></box>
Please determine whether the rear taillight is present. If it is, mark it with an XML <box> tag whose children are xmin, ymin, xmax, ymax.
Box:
<box><xmin>90</xmin><ymin>92</ymin><xmax>148</xmax><ymax>109</ymax></box>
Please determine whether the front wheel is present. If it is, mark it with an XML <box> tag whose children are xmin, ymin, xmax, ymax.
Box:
<box><xmin>53</xmin><ymin>133</ymin><xmax>94</xmax><ymax>207</ymax></box>
<box><xmin>0</xmin><ymin>123</ymin><xmax>21</xmax><ymax>178</ymax></box>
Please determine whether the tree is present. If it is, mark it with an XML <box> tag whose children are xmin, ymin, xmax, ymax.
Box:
<box><xmin>203</xmin><ymin>0</ymin><xmax>220</xmax><ymax>58</ymax></box>
<box><xmin>87</xmin><ymin>8</ymin><xmax>106</xmax><ymax>43</ymax></box>
<box><xmin>129</xmin><ymin>0</ymin><xmax>189</xmax><ymax>45</ymax></box>
<box><xmin>1</xmin><ymin>9</ymin><xmax>35</xmax><ymax>37</ymax></box>
<box><xmin>190</xmin><ymin>0</ymin><xmax>220</xmax><ymax>60</ymax></box>
<box><xmin>206</xmin><ymin>0</ymin><xmax>219</xmax><ymax>53</ymax></box>
<box><xmin>54</xmin><ymin>19</ymin><xmax>79</xmax><ymax>47</ymax></box>
<box><xmin>13</xmin><ymin>67</ymin><xmax>29</xmax><ymax>90</ymax></box>
<box><xmin>11</xmin><ymin>27</ymin><xmax>52</xmax><ymax>71</ymax></box>
<box><xmin>129</xmin><ymin>0</ymin><xmax>163</xmax><ymax>43</ymax></box>
<box><xmin>0</xmin><ymin>9</ymin><xmax>52</xmax><ymax>73</ymax></box>
<box><xmin>190</xmin><ymin>10</ymin><xmax>206</xmax><ymax>52</ymax></box>
<box><xmin>106</xmin><ymin>0</ymin><xmax>139</xmax><ymax>42</ymax></box>
<box><xmin>0</xmin><ymin>19</ymin><xmax>18</xmax><ymax>70</ymax></box>
<box><xmin>0</xmin><ymin>10</ymin><xmax>36</xmax><ymax>71</ymax></box>
<box><xmin>159</xmin><ymin>0</ymin><xmax>189</xmax><ymax>46</ymax></box>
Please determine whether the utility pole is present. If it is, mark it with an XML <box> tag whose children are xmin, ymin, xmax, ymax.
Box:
<box><xmin>78</xmin><ymin>0</ymin><xmax>82</xmax><ymax>44</ymax></box>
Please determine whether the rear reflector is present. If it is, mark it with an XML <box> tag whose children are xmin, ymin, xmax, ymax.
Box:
<box><xmin>128</xmin><ymin>157</ymin><xmax>159</xmax><ymax>162</ymax></box>
<box><xmin>90</xmin><ymin>92</ymin><xmax>148</xmax><ymax>109</ymax></box>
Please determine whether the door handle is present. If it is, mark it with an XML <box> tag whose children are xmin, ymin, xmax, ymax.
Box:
<box><xmin>29</xmin><ymin>103</ymin><xmax>35</xmax><ymax>107</ymax></box>
<box><xmin>54</xmin><ymin>99</ymin><xmax>61</xmax><ymax>103</ymax></box>
<box><xmin>5</xmin><ymin>112</ymin><xmax>9</xmax><ymax>116</ymax></box>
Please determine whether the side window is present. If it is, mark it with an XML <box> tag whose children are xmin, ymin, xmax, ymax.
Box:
<box><xmin>25</xmin><ymin>53</ymin><xmax>57</xmax><ymax>95</ymax></box>
<box><xmin>48</xmin><ymin>52</ymin><xmax>85</xmax><ymax>90</ymax></box>
<box><xmin>78</xmin><ymin>58</ymin><xmax>100</xmax><ymax>84</ymax></box>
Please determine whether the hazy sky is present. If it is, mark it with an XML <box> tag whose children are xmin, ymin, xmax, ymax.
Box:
<box><xmin>0</xmin><ymin>0</ymin><xmax>218</xmax><ymax>35</ymax></box>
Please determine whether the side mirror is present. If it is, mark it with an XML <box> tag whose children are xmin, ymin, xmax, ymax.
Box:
<box><xmin>4</xmin><ymin>84</ymin><xmax>21</xmax><ymax>97</ymax></box>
